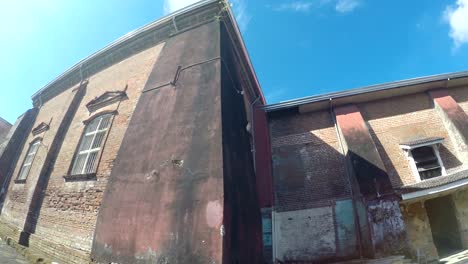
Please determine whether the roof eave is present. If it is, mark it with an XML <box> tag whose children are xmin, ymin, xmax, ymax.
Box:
<box><xmin>264</xmin><ymin>70</ymin><xmax>468</xmax><ymax>112</ymax></box>
<box><xmin>31</xmin><ymin>0</ymin><xmax>219</xmax><ymax>102</ymax></box>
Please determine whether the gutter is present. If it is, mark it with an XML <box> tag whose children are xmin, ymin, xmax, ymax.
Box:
<box><xmin>31</xmin><ymin>0</ymin><xmax>219</xmax><ymax>101</ymax></box>
<box><xmin>264</xmin><ymin>70</ymin><xmax>468</xmax><ymax>112</ymax></box>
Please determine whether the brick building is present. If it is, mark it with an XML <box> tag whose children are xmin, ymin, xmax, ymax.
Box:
<box><xmin>263</xmin><ymin>73</ymin><xmax>468</xmax><ymax>263</ymax></box>
<box><xmin>0</xmin><ymin>1</ymin><xmax>264</xmax><ymax>263</ymax></box>
<box><xmin>1</xmin><ymin>0</ymin><xmax>468</xmax><ymax>263</ymax></box>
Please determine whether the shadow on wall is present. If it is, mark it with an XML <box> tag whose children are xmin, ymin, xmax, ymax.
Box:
<box><xmin>366</xmin><ymin>125</ymin><xmax>404</xmax><ymax>190</ymax></box>
<box><xmin>20</xmin><ymin>85</ymin><xmax>87</xmax><ymax>246</ymax></box>
<box><xmin>270</xmin><ymin>108</ymin><xmax>361</xmax><ymax>262</ymax></box>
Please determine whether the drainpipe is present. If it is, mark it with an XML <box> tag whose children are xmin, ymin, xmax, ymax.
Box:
<box><xmin>329</xmin><ymin>98</ymin><xmax>363</xmax><ymax>259</ymax></box>
<box><xmin>250</xmin><ymin>96</ymin><xmax>260</xmax><ymax>172</ymax></box>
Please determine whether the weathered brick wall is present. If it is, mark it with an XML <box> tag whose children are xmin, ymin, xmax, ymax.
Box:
<box><xmin>359</xmin><ymin>92</ymin><xmax>461</xmax><ymax>187</ymax></box>
<box><xmin>0</xmin><ymin>43</ymin><xmax>165</xmax><ymax>262</ymax></box>
<box><xmin>450</xmin><ymin>86</ymin><xmax>468</xmax><ymax>115</ymax></box>
<box><xmin>2</xmin><ymin>88</ymin><xmax>76</xmax><ymax>229</ymax></box>
<box><xmin>269</xmin><ymin>110</ymin><xmax>351</xmax><ymax>212</ymax></box>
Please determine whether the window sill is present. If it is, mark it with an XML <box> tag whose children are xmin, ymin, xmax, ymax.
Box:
<box><xmin>14</xmin><ymin>179</ymin><xmax>26</xmax><ymax>184</ymax></box>
<box><xmin>63</xmin><ymin>173</ymin><xmax>97</xmax><ymax>182</ymax></box>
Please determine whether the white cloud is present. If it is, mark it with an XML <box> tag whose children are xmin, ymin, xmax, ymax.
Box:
<box><xmin>163</xmin><ymin>0</ymin><xmax>198</xmax><ymax>14</ymax></box>
<box><xmin>444</xmin><ymin>0</ymin><xmax>468</xmax><ymax>48</ymax></box>
<box><xmin>231</xmin><ymin>0</ymin><xmax>251</xmax><ymax>32</ymax></box>
<box><xmin>273</xmin><ymin>2</ymin><xmax>314</xmax><ymax>12</ymax></box>
<box><xmin>335</xmin><ymin>0</ymin><xmax>360</xmax><ymax>13</ymax></box>
<box><xmin>269</xmin><ymin>0</ymin><xmax>360</xmax><ymax>14</ymax></box>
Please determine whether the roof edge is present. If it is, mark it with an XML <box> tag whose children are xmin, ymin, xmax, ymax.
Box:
<box><xmin>264</xmin><ymin>70</ymin><xmax>468</xmax><ymax>112</ymax></box>
<box><xmin>31</xmin><ymin>0</ymin><xmax>219</xmax><ymax>104</ymax></box>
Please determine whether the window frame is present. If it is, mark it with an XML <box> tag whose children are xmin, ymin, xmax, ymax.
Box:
<box><xmin>403</xmin><ymin>143</ymin><xmax>446</xmax><ymax>182</ymax></box>
<box><xmin>67</xmin><ymin>112</ymin><xmax>115</xmax><ymax>179</ymax></box>
<box><xmin>15</xmin><ymin>138</ymin><xmax>42</xmax><ymax>183</ymax></box>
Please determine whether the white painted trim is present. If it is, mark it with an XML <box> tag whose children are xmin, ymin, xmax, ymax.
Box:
<box><xmin>400</xmin><ymin>139</ymin><xmax>444</xmax><ymax>150</ymax></box>
<box><xmin>405</xmin><ymin>150</ymin><xmax>422</xmax><ymax>183</ymax></box>
<box><xmin>403</xmin><ymin>143</ymin><xmax>446</xmax><ymax>182</ymax></box>
<box><xmin>401</xmin><ymin>177</ymin><xmax>468</xmax><ymax>201</ymax></box>
<box><xmin>433</xmin><ymin>144</ymin><xmax>447</xmax><ymax>176</ymax></box>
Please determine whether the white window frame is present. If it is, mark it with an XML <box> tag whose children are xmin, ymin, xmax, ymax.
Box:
<box><xmin>71</xmin><ymin>114</ymin><xmax>112</xmax><ymax>176</ymax></box>
<box><xmin>16</xmin><ymin>140</ymin><xmax>41</xmax><ymax>181</ymax></box>
<box><xmin>402</xmin><ymin>142</ymin><xmax>446</xmax><ymax>183</ymax></box>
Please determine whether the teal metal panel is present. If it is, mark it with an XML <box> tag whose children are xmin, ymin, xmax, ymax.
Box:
<box><xmin>335</xmin><ymin>199</ymin><xmax>357</xmax><ymax>256</ymax></box>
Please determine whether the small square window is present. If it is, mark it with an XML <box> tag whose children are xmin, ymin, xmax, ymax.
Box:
<box><xmin>400</xmin><ymin>137</ymin><xmax>446</xmax><ymax>182</ymax></box>
<box><xmin>410</xmin><ymin>146</ymin><xmax>442</xmax><ymax>180</ymax></box>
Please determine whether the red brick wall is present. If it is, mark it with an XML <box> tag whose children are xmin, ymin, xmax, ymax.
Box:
<box><xmin>359</xmin><ymin>92</ymin><xmax>461</xmax><ymax>187</ymax></box>
<box><xmin>269</xmin><ymin>110</ymin><xmax>351</xmax><ymax>211</ymax></box>
<box><xmin>0</xmin><ymin>43</ymin><xmax>165</xmax><ymax>262</ymax></box>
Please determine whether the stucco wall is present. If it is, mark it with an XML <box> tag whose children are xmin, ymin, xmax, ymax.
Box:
<box><xmin>452</xmin><ymin>188</ymin><xmax>468</xmax><ymax>248</ymax></box>
<box><xmin>401</xmin><ymin>202</ymin><xmax>438</xmax><ymax>262</ymax></box>
<box><xmin>274</xmin><ymin>206</ymin><xmax>336</xmax><ymax>261</ymax></box>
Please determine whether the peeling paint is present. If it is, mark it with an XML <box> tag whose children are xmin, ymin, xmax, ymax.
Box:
<box><xmin>206</xmin><ymin>200</ymin><xmax>222</xmax><ymax>228</ymax></box>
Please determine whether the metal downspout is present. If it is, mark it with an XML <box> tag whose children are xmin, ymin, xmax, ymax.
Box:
<box><xmin>329</xmin><ymin>98</ymin><xmax>363</xmax><ymax>259</ymax></box>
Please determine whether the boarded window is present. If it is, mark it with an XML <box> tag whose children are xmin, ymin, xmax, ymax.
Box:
<box><xmin>17</xmin><ymin>140</ymin><xmax>41</xmax><ymax>181</ymax></box>
<box><xmin>411</xmin><ymin>146</ymin><xmax>442</xmax><ymax>180</ymax></box>
<box><xmin>71</xmin><ymin>114</ymin><xmax>112</xmax><ymax>175</ymax></box>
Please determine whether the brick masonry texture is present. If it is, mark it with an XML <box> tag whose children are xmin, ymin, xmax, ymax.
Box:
<box><xmin>0</xmin><ymin>43</ymin><xmax>165</xmax><ymax>263</ymax></box>
<box><xmin>269</xmin><ymin>110</ymin><xmax>351</xmax><ymax>212</ymax></box>
<box><xmin>359</xmin><ymin>92</ymin><xmax>461</xmax><ymax>188</ymax></box>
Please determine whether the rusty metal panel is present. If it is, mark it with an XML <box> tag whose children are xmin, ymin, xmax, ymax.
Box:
<box><xmin>91</xmin><ymin>21</ymin><xmax>224</xmax><ymax>264</ymax></box>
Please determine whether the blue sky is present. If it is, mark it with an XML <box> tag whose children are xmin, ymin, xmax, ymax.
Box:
<box><xmin>1</xmin><ymin>0</ymin><xmax>467</xmax><ymax>124</ymax></box>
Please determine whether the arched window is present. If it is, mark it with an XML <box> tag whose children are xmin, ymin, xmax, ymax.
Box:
<box><xmin>71</xmin><ymin>113</ymin><xmax>113</xmax><ymax>175</ymax></box>
<box><xmin>17</xmin><ymin>139</ymin><xmax>41</xmax><ymax>181</ymax></box>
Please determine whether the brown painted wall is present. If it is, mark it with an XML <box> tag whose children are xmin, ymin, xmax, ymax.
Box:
<box><xmin>92</xmin><ymin>21</ymin><xmax>225</xmax><ymax>264</ymax></box>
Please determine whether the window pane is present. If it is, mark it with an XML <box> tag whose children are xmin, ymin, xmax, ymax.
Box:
<box><xmin>92</xmin><ymin>131</ymin><xmax>106</xmax><ymax>149</ymax></box>
<box><xmin>30</xmin><ymin>142</ymin><xmax>40</xmax><ymax>153</ymax></box>
<box><xmin>85</xmin><ymin>151</ymin><xmax>98</xmax><ymax>174</ymax></box>
<box><xmin>79</xmin><ymin>134</ymin><xmax>94</xmax><ymax>152</ymax></box>
<box><xmin>17</xmin><ymin>140</ymin><xmax>41</xmax><ymax>181</ymax></box>
<box><xmin>18</xmin><ymin>165</ymin><xmax>31</xmax><ymax>180</ymax></box>
<box><xmin>98</xmin><ymin>114</ymin><xmax>112</xmax><ymax>130</ymax></box>
<box><xmin>85</xmin><ymin>118</ymin><xmax>100</xmax><ymax>133</ymax></box>
<box><xmin>72</xmin><ymin>153</ymin><xmax>87</xmax><ymax>175</ymax></box>
<box><xmin>24</xmin><ymin>154</ymin><xmax>34</xmax><ymax>165</ymax></box>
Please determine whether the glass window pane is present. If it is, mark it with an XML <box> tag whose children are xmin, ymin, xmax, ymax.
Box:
<box><xmin>72</xmin><ymin>153</ymin><xmax>87</xmax><ymax>175</ymax></box>
<box><xmin>92</xmin><ymin>131</ymin><xmax>106</xmax><ymax>149</ymax></box>
<box><xmin>85</xmin><ymin>118</ymin><xmax>100</xmax><ymax>133</ymax></box>
<box><xmin>79</xmin><ymin>134</ymin><xmax>94</xmax><ymax>152</ymax></box>
<box><xmin>18</xmin><ymin>165</ymin><xmax>31</xmax><ymax>180</ymax></box>
<box><xmin>98</xmin><ymin>114</ymin><xmax>112</xmax><ymax>130</ymax></box>
<box><xmin>24</xmin><ymin>154</ymin><xmax>34</xmax><ymax>165</ymax></box>
<box><xmin>85</xmin><ymin>151</ymin><xmax>98</xmax><ymax>174</ymax></box>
